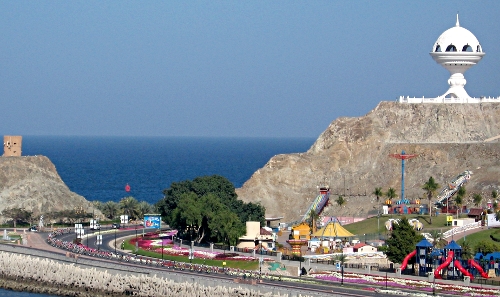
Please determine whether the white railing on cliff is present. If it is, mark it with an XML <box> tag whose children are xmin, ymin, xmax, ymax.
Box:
<box><xmin>442</xmin><ymin>221</ymin><xmax>481</xmax><ymax>239</ymax></box>
<box><xmin>398</xmin><ymin>96</ymin><xmax>500</xmax><ymax>104</ymax></box>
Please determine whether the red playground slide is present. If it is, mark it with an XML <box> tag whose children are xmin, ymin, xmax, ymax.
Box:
<box><xmin>454</xmin><ymin>259</ymin><xmax>473</xmax><ymax>280</ymax></box>
<box><xmin>434</xmin><ymin>250</ymin><xmax>454</xmax><ymax>279</ymax></box>
<box><xmin>470</xmin><ymin>259</ymin><xmax>489</xmax><ymax>278</ymax></box>
<box><xmin>400</xmin><ymin>250</ymin><xmax>417</xmax><ymax>270</ymax></box>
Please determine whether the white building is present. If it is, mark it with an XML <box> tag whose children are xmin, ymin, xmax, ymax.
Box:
<box><xmin>399</xmin><ymin>15</ymin><xmax>499</xmax><ymax>104</ymax></box>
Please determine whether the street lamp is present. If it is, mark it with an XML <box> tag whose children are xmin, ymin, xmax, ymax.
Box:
<box><xmin>135</xmin><ymin>224</ymin><xmax>138</xmax><ymax>255</ymax></box>
<box><xmin>114</xmin><ymin>227</ymin><xmax>117</xmax><ymax>254</ymax></box>
<box><xmin>259</xmin><ymin>240</ymin><xmax>262</xmax><ymax>277</ymax></box>
<box><xmin>161</xmin><ymin>235</ymin><xmax>164</xmax><ymax>260</ymax></box>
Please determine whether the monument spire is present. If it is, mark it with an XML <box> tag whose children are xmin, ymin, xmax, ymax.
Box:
<box><xmin>456</xmin><ymin>13</ymin><xmax>460</xmax><ymax>27</ymax></box>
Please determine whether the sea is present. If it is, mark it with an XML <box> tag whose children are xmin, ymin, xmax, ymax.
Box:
<box><xmin>6</xmin><ymin>135</ymin><xmax>315</xmax><ymax>297</ymax></box>
<box><xmin>21</xmin><ymin>136</ymin><xmax>315</xmax><ymax>205</ymax></box>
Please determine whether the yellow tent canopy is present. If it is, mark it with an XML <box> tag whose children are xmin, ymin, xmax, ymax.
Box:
<box><xmin>311</xmin><ymin>221</ymin><xmax>354</xmax><ymax>238</ymax></box>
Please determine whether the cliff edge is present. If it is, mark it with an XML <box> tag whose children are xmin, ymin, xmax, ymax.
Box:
<box><xmin>236</xmin><ymin>102</ymin><xmax>500</xmax><ymax>222</ymax></box>
<box><xmin>0</xmin><ymin>155</ymin><xmax>94</xmax><ymax>219</ymax></box>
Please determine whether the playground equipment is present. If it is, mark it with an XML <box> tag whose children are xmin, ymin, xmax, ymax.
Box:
<box><xmin>389</xmin><ymin>150</ymin><xmax>418</xmax><ymax>204</ymax></box>
<box><xmin>433</xmin><ymin>240</ymin><xmax>487</xmax><ymax>280</ymax></box>
<box><xmin>385</xmin><ymin>218</ymin><xmax>423</xmax><ymax>231</ymax></box>
<box><xmin>401</xmin><ymin>239</ymin><xmax>489</xmax><ymax>280</ymax></box>
<box><xmin>435</xmin><ymin>170</ymin><xmax>472</xmax><ymax>207</ymax></box>
<box><xmin>287</xmin><ymin>187</ymin><xmax>330</xmax><ymax>228</ymax></box>
<box><xmin>401</xmin><ymin>250</ymin><xmax>417</xmax><ymax>270</ymax></box>
<box><xmin>400</xmin><ymin>239</ymin><xmax>433</xmax><ymax>276</ymax></box>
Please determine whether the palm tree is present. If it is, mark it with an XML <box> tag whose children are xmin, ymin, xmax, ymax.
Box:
<box><xmin>138</xmin><ymin>201</ymin><xmax>154</xmax><ymax>218</ymax></box>
<box><xmin>333</xmin><ymin>253</ymin><xmax>348</xmax><ymax>285</ymax></box>
<box><xmin>429</xmin><ymin>229</ymin><xmax>443</xmax><ymax>248</ymax></box>
<box><xmin>422</xmin><ymin>177</ymin><xmax>439</xmax><ymax>224</ymax></box>
<box><xmin>461</xmin><ymin>240</ymin><xmax>473</xmax><ymax>260</ymax></box>
<box><xmin>473</xmin><ymin>193</ymin><xmax>483</xmax><ymax>208</ymax></box>
<box><xmin>385</xmin><ymin>187</ymin><xmax>397</xmax><ymax>204</ymax></box>
<box><xmin>307</xmin><ymin>209</ymin><xmax>320</xmax><ymax>233</ymax></box>
<box><xmin>100</xmin><ymin>201</ymin><xmax>119</xmax><ymax>219</ymax></box>
<box><xmin>455</xmin><ymin>186</ymin><xmax>466</xmax><ymax>219</ymax></box>
<box><xmin>119</xmin><ymin>196</ymin><xmax>140</xmax><ymax>220</ymax></box>
<box><xmin>373</xmin><ymin>187</ymin><xmax>383</xmax><ymax>203</ymax></box>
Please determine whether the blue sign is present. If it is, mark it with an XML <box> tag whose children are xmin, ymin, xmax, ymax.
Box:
<box><xmin>143</xmin><ymin>215</ymin><xmax>161</xmax><ymax>229</ymax></box>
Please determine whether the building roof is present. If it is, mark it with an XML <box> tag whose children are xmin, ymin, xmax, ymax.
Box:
<box><xmin>416</xmin><ymin>239</ymin><xmax>433</xmax><ymax>248</ymax></box>
<box><xmin>468</xmin><ymin>208</ymin><xmax>483</xmax><ymax>216</ymax></box>
<box><xmin>353</xmin><ymin>243</ymin><xmax>366</xmax><ymax>249</ymax></box>
<box><xmin>432</xmin><ymin>15</ymin><xmax>482</xmax><ymax>53</ymax></box>
<box><xmin>311</xmin><ymin>222</ymin><xmax>354</xmax><ymax>238</ymax></box>
<box><xmin>444</xmin><ymin>240</ymin><xmax>462</xmax><ymax>250</ymax></box>
<box><xmin>260</xmin><ymin>228</ymin><xmax>272</xmax><ymax>236</ymax></box>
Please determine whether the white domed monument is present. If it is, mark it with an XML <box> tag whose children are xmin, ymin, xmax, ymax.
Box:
<box><xmin>400</xmin><ymin>15</ymin><xmax>499</xmax><ymax>103</ymax></box>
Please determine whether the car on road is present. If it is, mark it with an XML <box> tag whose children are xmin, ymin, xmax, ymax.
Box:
<box><xmin>90</xmin><ymin>223</ymin><xmax>101</xmax><ymax>230</ymax></box>
<box><xmin>29</xmin><ymin>226</ymin><xmax>38</xmax><ymax>232</ymax></box>
<box><xmin>112</xmin><ymin>223</ymin><xmax>120</xmax><ymax>229</ymax></box>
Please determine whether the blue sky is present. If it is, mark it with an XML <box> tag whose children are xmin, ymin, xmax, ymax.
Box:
<box><xmin>1</xmin><ymin>1</ymin><xmax>499</xmax><ymax>138</ymax></box>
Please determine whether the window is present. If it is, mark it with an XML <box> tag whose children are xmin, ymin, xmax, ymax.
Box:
<box><xmin>462</xmin><ymin>45</ymin><xmax>472</xmax><ymax>52</ymax></box>
<box><xmin>435</xmin><ymin>45</ymin><xmax>441</xmax><ymax>52</ymax></box>
<box><xmin>446</xmin><ymin>45</ymin><xmax>457</xmax><ymax>52</ymax></box>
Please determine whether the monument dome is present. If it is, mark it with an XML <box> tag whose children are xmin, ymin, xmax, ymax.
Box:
<box><xmin>432</xmin><ymin>16</ymin><xmax>482</xmax><ymax>53</ymax></box>
<box><xmin>429</xmin><ymin>15</ymin><xmax>485</xmax><ymax>99</ymax></box>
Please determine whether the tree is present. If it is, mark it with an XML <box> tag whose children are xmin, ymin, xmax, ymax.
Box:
<box><xmin>137</xmin><ymin>201</ymin><xmax>154</xmax><ymax>218</ymax></box>
<box><xmin>1</xmin><ymin>208</ymin><xmax>32</xmax><ymax>228</ymax></box>
<box><xmin>422</xmin><ymin>177</ymin><xmax>439</xmax><ymax>224</ymax></box>
<box><xmin>473</xmin><ymin>193</ymin><xmax>483</xmax><ymax>207</ymax></box>
<box><xmin>461</xmin><ymin>240</ymin><xmax>473</xmax><ymax>260</ymax></box>
<box><xmin>157</xmin><ymin>175</ymin><xmax>265</xmax><ymax>226</ymax></box>
<box><xmin>385</xmin><ymin>217</ymin><xmax>423</xmax><ymax>264</ymax></box>
<box><xmin>336</xmin><ymin>195</ymin><xmax>346</xmax><ymax>207</ymax></box>
<box><xmin>333</xmin><ymin>253</ymin><xmax>348</xmax><ymax>284</ymax></box>
<box><xmin>119</xmin><ymin>196</ymin><xmax>140</xmax><ymax>220</ymax></box>
<box><xmin>429</xmin><ymin>229</ymin><xmax>443</xmax><ymax>248</ymax></box>
<box><xmin>455</xmin><ymin>186</ymin><xmax>466</xmax><ymax>219</ymax></box>
<box><xmin>385</xmin><ymin>187</ymin><xmax>397</xmax><ymax>203</ymax></box>
<box><xmin>492</xmin><ymin>190</ymin><xmax>498</xmax><ymax>202</ymax></box>
<box><xmin>373</xmin><ymin>187</ymin><xmax>383</xmax><ymax>203</ymax></box>
<box><xmin>100</xmin><ymin>201</ymin><xmax>119</xmax><ymax>219</ymax></box>
<box><xmin>307</xmin><ymin>209</ymin><xmax>320</xmax><ymax>232</ymax></box>
<box><xmin>474</xmin><ymin>239</ymin><xmax>500</xmax><ymax>254</ymax></box>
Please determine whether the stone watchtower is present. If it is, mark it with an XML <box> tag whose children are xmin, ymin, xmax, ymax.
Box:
<box><xmin>3</xmin><ymin>136</ymin><xmax>22</xmax><ymax>156</ymax></box>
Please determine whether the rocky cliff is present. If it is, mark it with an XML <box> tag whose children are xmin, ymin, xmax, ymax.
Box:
<box><xmin>0</xmin><ymin>155</ymin><xmax>94</xmax><ymax>219</ymax></box>
<box><xmin>236</xmin><ymin>102</ymin><xmax>500</xmax><ymax>222</ymax></box>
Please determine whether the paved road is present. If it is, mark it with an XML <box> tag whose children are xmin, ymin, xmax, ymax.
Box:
<box><xmin>16</xmin><ymin>226</ymin><xmax>500</xmax><ymax>296</ymax></box>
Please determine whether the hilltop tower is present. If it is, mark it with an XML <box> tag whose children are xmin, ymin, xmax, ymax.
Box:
<box><xmin>430</xmin><ymin>14</ymin><xmax>485</xmax><ymax>100</ymax></box>
<box><xmin>399</xmin><ymin>15</ymin><xmax>498</xmax><ymax>103</ymax></box>
<box><xmin>3</xmin><ymin>135</ymin><xmax>22</xmax><ymax>156</ymax></box>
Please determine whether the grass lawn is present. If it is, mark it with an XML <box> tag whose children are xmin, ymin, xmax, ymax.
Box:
<box><xmin>122</xmin><ymin>239</ymin><xmax>259</xmax><ymax>270</ymax></box>
<box><xmin>343</xmin><ymin>213</ymin><xmax>455</xmax><ymax>237</ymax></box>
<box><xmin>457</xmin><ymin>228</ymin><xmax>498</xmax><ymax>246</ymax></box>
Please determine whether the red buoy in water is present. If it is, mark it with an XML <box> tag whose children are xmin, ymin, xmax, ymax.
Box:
<box><xmin>125</xmin><ymin>183</ymin><xmax>131</xmax><ymax>192</ymax></box>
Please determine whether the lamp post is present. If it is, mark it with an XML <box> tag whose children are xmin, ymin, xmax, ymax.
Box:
<box><xmin>114</xmin><ymin>227</ymin><xmax>117</xmax><ymax>254</ymax></box>
<box><xmin>135</xmin><ymin>224</ymin><xmax>138</xmax><ymax>255</ymax></box>
<box><xmin>259</xmin><ymin>240</ymin><xmax>262</xmax><ymax>277</ymax></box>
<box><xmin>161</xmin><ymin>235</ymin><xmax>164</xmax><ymax>260</ymax></box>
<box><xmin>341</xmin><ymin>251</ymin><xmax>344</xmax><ymax>285</ymax></box>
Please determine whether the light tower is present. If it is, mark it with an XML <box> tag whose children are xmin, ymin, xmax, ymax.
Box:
<box><xmin>430</xmin><ymin>15</ymin><xmax>485</xmax><ymax>99</ymax></box>
<box><xmin>389</xmin><ymin>150</ymin><xmax>417</xmax><ymax>203</ymax></box>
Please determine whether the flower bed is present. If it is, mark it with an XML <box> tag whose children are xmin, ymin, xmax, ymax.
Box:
<box><xmin>311</xmin><ymin>271</ymin><xmax>500</xmax><ymax>296</ymax></box>
<box><xmin>132</xmin><ymin>232</ymin><xmax>271</xmax><ymax>262</ymax></box>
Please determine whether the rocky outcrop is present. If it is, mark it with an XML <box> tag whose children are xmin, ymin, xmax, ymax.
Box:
<box><xmin>0</xmin><ymin>155</ymin><xmax>94</xmax><ymax>218</ymax></box>
<box><xmin>236</xmin><ymin>102</ymin><xmax>500</xmax><ymax>222</ymax></box>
